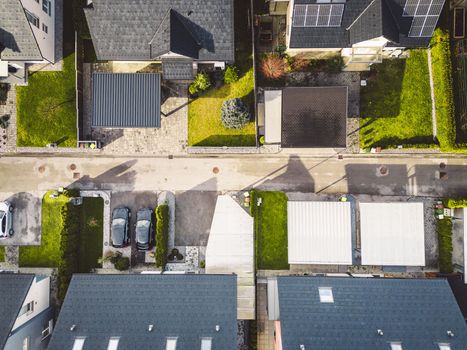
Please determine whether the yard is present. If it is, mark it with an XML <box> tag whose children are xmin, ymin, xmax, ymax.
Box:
<box><xmin>78</xmin><ymin>197</ymin><xmax>104</xmax><ymax>272</ymax></box>
<box><xmin>359</xmin><ymin>50</ymin><xmax>434</xmax><ymax>149</ymax></box>
<box><xmin>250</xmin><ymin>190</ymin><xmax>289</xmax><ymax>270</ymax></box>
<box><xmin>188</xmin><ymin>0</ymin><xmax>256</xmax><ymax>147</ymax></box>
<box><xmin>16</xmin><ymin>54</ymin><xmax>77</xmax><ymax>147</ymax></box>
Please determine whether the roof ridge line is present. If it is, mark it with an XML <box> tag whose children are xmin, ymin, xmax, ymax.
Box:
<box><xmin>346</xmin><ymin>0</ymin><xmax>379</xmax><ymax>30</ymax></box>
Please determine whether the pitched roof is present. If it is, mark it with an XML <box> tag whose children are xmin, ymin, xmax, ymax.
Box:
<box><xmin>47</xmin><ymin>274</ymin><xmax>238</xmax><ymax>350</ymax></box>
<box><xmin>84</xmin><ymin>0</ymin><xmax>234</xmax><ymax>61</ymax></box>
<box><xmin>0</xmin><ymin>273</ymin><xmax>34</xmax><ymax>348</ymax></box>
<box><xmin>0</xmin><ymin>0</ymin><xmax>42</xmax><ymax>60</ymax></box>
<box><xmin>289</xmin><ymin>0</ymin><xmax>440</xmax><ymax>49</ymax></box>
<box><xmin>276</xmin><ymin>276</ymin><xmax>467</xmax><ymax>350</ymax></box>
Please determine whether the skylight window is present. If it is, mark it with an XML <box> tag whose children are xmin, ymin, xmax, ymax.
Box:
<box><xmin>438</xmin><ymin>344</ymin><xmax>451</xmax><ymax>350</ymax></box>
<box><xmin>107</xmin><ymin>337</ymin><xmax>120</xmax><ymax>350</ymax></box>
<box><xmin>72</xmin><ymin>337</ymin><xmax>86</xmax><ymax>350</ymax></box>
<box><xmin>201</xmin><ymin>338</ymin><xmax>212</xmax><ymax>350</ymax></box>
<box><xmin>166</xmin><ymin>337</ymin><xmax>178</xmax><ymax>350</ymax></box>
<box><xmin>390</xmin><ymin>342</ymin><xmax>403</xmax><ymax>350</ymax></box>
<box><xmin>318</xmin><ymin>287</ymin><xmax>334</xmax><ymax>303</ymax></box>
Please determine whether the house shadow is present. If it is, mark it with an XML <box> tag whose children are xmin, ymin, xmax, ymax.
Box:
<box><xmin>0</xmin><ymin>28</ymin><xmax>20</xmax><ymax>53</ymax></box>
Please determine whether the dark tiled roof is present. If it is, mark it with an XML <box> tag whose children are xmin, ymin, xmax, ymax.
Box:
<box><xmin>289</xmin><ymin>0</ymin><xmax>437</xmax><ymax>49</ymax></box>
<box><xmin>47</xmin><ymin>274</ymin><xmax>238</xmax><ymax>350</ymax></box>
<box><xmin>84</xmin><ymin>0</ymin><xmax>234</xmax><ymax>62</ymax></box>
<box><xmin>0</xmin><ymin>273</ymin><xmax>34</xmax><ymax>348</ymax></box>
<box><xmin>277</xmin><ymin>276</ymin><xmax>467</xmax><ymax>350</ymax></box>
<box><xmin>281</xmin><ymin>87</ymin><xmax>347</xmax><ymax>148</ymax></box>
<box><xmin>0</xmin><ymin>0</ymin><xmax>42</xmax><ymax>60</ymax></box>
<box><xmin>92</xmin><ymin>73</ymin><xmax>161</xmax><ymax>128</ymax></box>
<box><xmin>162</xmin><ymin>60</ymin><xmax>194</xmax><ymax>80</ymax></box>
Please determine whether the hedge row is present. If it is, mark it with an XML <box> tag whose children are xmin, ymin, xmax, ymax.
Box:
<box><xmin>443</xmin><ymin>198</ymin><xmax>467</xmax><ymax>208</ymax></box>
<box><xmin>155</xmin><ymin>204</ymin><xmax>169</xmax><ymax>268</ymax></box>
<box><xmin>430</xmin><ymin>29</ymin><xmax>456</xmax><ymax>151</ymax></box>
<box><xmin>437</xmin><ymin>218</ymin><xmax>453</xmax><ymax>274</ymax></box>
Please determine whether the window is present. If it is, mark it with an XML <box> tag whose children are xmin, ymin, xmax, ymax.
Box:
<box><xmin>42</xmin><ymin>24</ymin><xmax>48</xmax><ymax>33</ymax></box>
<box><xmin>318</xmin><ymin>287</ymin><xmax>334</xmax><ymax>303</ymax></box>
<box><xmin>166</xmin><ymin>337</ymin><xmax>178</xmax><ymax>350</ymax></box>
<box><xmin>22</xmin><ymin>337</ymin><xmax>29</xmax><ymax>350</ymax></box>
<box><xmin>24</xmin><ymin>9</ymin><xmax>39</xmax><ymax>28</ymax></box>
<box><xmin>42</xmin><ymin>0</ymin><xmax>51</xmax><ymax>15</ymax></box>
<box><xmin>41</xmin><ymin>320</ymin><xmax>53</xmax><ymax>340</ymax></box>
<box><xmin>72</xmin><ymin>337</ymin><xmax>86</xmax><ymax>350</ymax></box>
<box><xmin>438</xmin><ymin>344</ymin><xmax>451</xmax><ymax>350</ymax></box>
<box><xmin>107</xmin><ymin>337</ymin><xmax>120</xmax><ymax>350</ymax></box>
<box><xmin>18</xmin><ymin>301</ymin><xmax>34</xmax><ymax>317</ymax></box>
<box><xmin>201</xmin><ymin>338</ymin><xmax>212</xmax><ymax>350</ymax></box>
<box><xmin>390</xmin><ymin>342</ymin><xmax>403</xmax><ymax>350</ymax></box>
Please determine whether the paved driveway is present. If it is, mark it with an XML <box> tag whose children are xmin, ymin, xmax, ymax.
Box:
<box><xmin>0</xmin><ymin>192</ymin><xmax>42</xmax><ymax>246</ymax></box>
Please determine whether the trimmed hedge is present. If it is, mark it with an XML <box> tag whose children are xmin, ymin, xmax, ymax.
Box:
<box><xmin>437</xmin><ymin>218</ymin><xmax>453</xmax><ymax>273</ymax></box>
<box><xmin>431</xmin><ymin>29</ymin><xmax>456</xmax><ymax>150</ymax></box>
<box><xmin>444</xmin><ymin>198</ymin><xmax>467</xmax><ymax>208</ymax></box>
<box><xmin>155</xmin><ymin>205</ymin><xmax>169</xmax><ymax>268</ymax></box>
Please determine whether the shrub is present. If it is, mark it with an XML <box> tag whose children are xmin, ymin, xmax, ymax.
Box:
<box><xmin>155</xmin><ymin>204</ymin><xmax>169</xmax><ymax>268</ymax></box>
<box><xmin>444</xmin><ymin>198</ymin><xmax>467</xmax><ymax>208</ymax></box>
<box><xmin>431</xmin><ymin>29</ymin><xmax>456</xmax><ymax>150</ymax></box>
<box><xmin>259</xmin><ymin>135</ymin><xmax>265</xmax><ymax>145</ymax></box>
<box><xmin>114</xmin><ymin>256</ymin><xmax>130</xmax><ymax>271</ymax></box>
<box><xmin>260</xmin><ymin>53</ymin><xmax>287</xmax><ymax>80</ymax></box>
<box><xmin>290</xmin><ymin>54</ymin><xmax>310</xmax><ymax>72</ymax></box>
<box><xmin>438</xmin><ymin>218</ymin><xmax>453</xmax><ymax>273</ymax></box>
<box><xmin>224</xmin><ymin>66</ymin><xmax>239</xmax><ymax>84</ymax></box>
<box><xmin>189</xmin><ymin>72</ymin><xmax>211</xmax><ymax>95</ymax></box>
<box><xmin>221</xmin><ymin>98</ymin><xmax>250</xmax><ymax>129</ymax></box>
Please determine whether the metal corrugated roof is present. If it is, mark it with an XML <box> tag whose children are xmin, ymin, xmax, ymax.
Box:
<box><xmin>360</xmin><ymin>202</ymin><xmax>425</xmax><ymax>266</ymax></box>
<box><xmin>92</xmin><ymin>73</ymin><xmax>161</xmax><ymax>128</ymax></box>
<box><xmin>206</xmin><ymin>196</ymin><xmax>255</xmax><ymax>320</ymax></box>
<box><xmin>288</xmin><ymin>201</ymin><xmax>352</xmax><ymax>265</ymax></box>
<box><xmin>47</xmin><ymin>274</ymin><xmax>237</xmax><ymax>350</ymax></box>
<box><xmin>276</xmin><ymin>276</ymin><xmax>467</xmax><ymax>350</ymax></box>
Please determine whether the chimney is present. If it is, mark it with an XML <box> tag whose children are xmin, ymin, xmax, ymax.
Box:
<box><xmin>377</xmin><ymin>329</ymin><xmax>384</xmax><ymax>336</ymax></box>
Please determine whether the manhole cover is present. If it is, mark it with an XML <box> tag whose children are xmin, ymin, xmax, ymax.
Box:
<box><xmin>38</xmin><ymin>165</ymin><xmax>46</xmax><ymax>173</ymax></box>
<box><xmin>439</xmin><ymin>162</ymin><xmax>446</xmax><ymax>169</ymax></box>
<box><xmin>212</xmin><ymin>167</ymin><xmax>220</xmax><ymax>174</ymax></box>
<box><xmin>73</xmin><ymin>172</ymin><xmax>80</xmax><ymax>179</ymax></box>
<box><xmin>376</xmin><ymin>165</ymin><xmax>389</xmax><ymax>177</ymax></box>
<box><xmin>69</xmin><ymin>163</ymin><xmax>77</xmax><ymax>171</ymax></box>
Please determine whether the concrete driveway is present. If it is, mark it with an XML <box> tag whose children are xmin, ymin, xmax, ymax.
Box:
<box><xmin>174</xmin><ymin>191</ymin><xmax>218</xmax><ymax>246</ymax></box>
<box><xmin>0</xmin><ymin>192</ymin><xmax>42</xmax><ymax>246</ymax></box>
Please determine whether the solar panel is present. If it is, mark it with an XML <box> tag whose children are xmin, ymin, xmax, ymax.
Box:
<box><xmin>408</xmin><ymin>16</ymin><xmax>425</xmax><ymax>36</ymax></box>
<box><xmin>406</xmin><ymin>0</ymin><xmax>445</xmax><ymax>37</ymax></box>
<box><xmin>292</xmin><ymin>4</ymin><xmax>344</xmax><ymax>27</ymax></box>
<box><xmin>403</xmin><ymin>0</ymin><xmax>418</xmax><ymax>16</ymax></box>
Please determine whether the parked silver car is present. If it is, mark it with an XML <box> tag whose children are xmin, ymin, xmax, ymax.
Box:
<box><xmin>0</xmin><ymin>201</ymin><xmax>14</xmax><ymax>238</ymax></box>
<box><xmin>136</xmin><ymin>208</ymin><xmax>153</xmax><ymax>251</ymax></box>
<box><xmin>111</xmin><ymin>207</ymin><xmax>130</xmax><ymax>248</ymax></box>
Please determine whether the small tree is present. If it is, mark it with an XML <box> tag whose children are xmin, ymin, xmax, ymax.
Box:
<box><xmin>260</xmin><ymin>53</ymin><xmax>287</xmax><ymax>80</ymax></box>
<box><xmin>189</xmin><ymin>72</ymin><xmax>211</xmax><ymax>95</ymax></box>
<box><xmin>221</xmin><ymin>98</ymin><xmax>250</xmax><ymax>130</ymax></box>
<box><xmin>224</xmin><ymin>66</ymin><xmax>239</xmax><ymax>84</ymax></box>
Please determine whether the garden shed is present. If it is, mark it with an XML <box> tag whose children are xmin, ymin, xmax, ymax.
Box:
<box><xmin>205</xmin><ymin>195</ymin><xmax>255</xmax><ymax>320</ymax></box>
<box><xmin>288</xmin><ymin>201</ymin><xmax>353</xmax><ymax>265</ymax></box>
<box><xmin>360</xmin><ymin>202</ymin><xmax>425</xmax><ymax>266</ymax></box>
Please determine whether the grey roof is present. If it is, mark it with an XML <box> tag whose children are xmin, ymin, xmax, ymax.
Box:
<box><xmin>84</xmin><ymin>0</ymin><xmax>234</xmax><ymax>62</ymax></box>
<box><xmin>0</xmin><ymin>273</ymin><xmax>34</xmax><ymax>349</ymax></box>
<box><xmin>289</xmin><ymin>0</ymin><xmax>440</xmax><ymax>49</ymax></box>
<box><xmin>162</xmin><ymin>60</ymin><xmax>194</xmax><ymax>80</ymax></box>
<box><xmin>277</xmin><ymin>276</ymin><xmax>467</xmax><ymax>350</ymax></box>
<box><xmin>92</xmin><ymin>73</ymin><xmax>161</xmax><ymax>128</ymax></box>
<box><xmin>47</xmin><ymin>274</ymin><xmax>237</xmax><ymax>350</ymax></box>
<box><xmin>0</xmin><ymin>0</ymin><xmax>42</xmax><ymax>60</ymax></box>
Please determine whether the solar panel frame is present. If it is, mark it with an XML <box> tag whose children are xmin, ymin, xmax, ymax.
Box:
<box><xmin>305</xmin><ymin>5</ymin><xmax>319</xmax><ymax>26</ymax></box>
<box><xmin>292</xmin><ymin>4</ymin><xmax>344</xmax><ymax>27</ymax></box>
<box><xmin>293</xmin><ymin>5</ymin><xmax>307</xmax><ymax>27</ymax></box>
<box><xmin>407</xmin><ymin>0</ymin><xmax>444</xmax><ymax>37</ymax></box>
<box><xmin>408</xmin><ymin>16</ymin><xmax>425</xmax><ymax>36</ymax></box>
<box><xmin>403</xmin><ymin>0</ymin><xmax>419</xmax><ymax>16</ymax></box>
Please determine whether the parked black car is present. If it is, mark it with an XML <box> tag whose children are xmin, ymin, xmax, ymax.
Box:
<box><xmin>111</xmin><ymin>207</ymin><xmax>130</xmax><ymax>247</ymax></box>
<box><xmin>136</xmin><ymin>208</ymin><xmax>153</xmax><ymax>251</ymax></box>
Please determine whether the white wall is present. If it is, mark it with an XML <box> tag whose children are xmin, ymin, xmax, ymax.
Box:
<box><xmin>20</xmin><ymin>0</ymin><xmax>55</xmax><ymax>63</ymax></box>
<box><xmin>12</xmin><ymin>276</ymin><xmax>50</xmax><ymax>331</ymax></box>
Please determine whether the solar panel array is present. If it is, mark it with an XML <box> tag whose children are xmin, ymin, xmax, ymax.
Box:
<box><xmin>403</xmin><ymin>0</ymin><xmax>444</xmax><ymax>37</ymax></box>
<box><xmin>293</xmin><ymin>4</ymin><xmax>345</xmax><ymax>27</ymax></box>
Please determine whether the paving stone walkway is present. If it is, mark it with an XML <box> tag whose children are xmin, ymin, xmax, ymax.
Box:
<box><xmin>0</xmin><ymin>85</ymin><xmax>17</xmax><ymax>153</ymax></box>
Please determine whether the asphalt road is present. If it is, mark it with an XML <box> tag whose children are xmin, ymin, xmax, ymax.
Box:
<box><xmin>1</xmin><ymin>154</ymin><xmax>466</xmax><ymax>197</ymax></box>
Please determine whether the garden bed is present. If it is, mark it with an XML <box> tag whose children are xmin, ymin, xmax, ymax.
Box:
<box><xmin>78</xmin><ymin>197</ymin><xmax>104</xmax><ymax>272</ymax></box>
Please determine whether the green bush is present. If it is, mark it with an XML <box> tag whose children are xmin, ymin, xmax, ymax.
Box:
<box><xmin>444</xmin><ymin>198</ymin><xmax>467</xmax><ymax>208</ymax></box>
<box><xmin>114</xmin><ymin>256</ymin><xmax>130</xmax><ymax>271</ymax></box>
<box><xmin>221</xmin><ymin>98</ymin><xmax>250</xmax><ymax>129</ymax></box>
<box><xmin>155</xmin><ymin>204</ymin><xmax>169</xmax><ymax>268</ymax></box>
<box><xmin>189</xmin><ymin>72</ymin><xmax>211</xmax><ymax>95</ymax></box>
<box><xmin>224</xmin><ymin>66</ymin><xmax>239</xmax><ymax>84</ymax></box>
<box><xmin>438</xmin><ymin>218</ymin><xmax>453</xmax><ymax>273</ymax></box>
<box><xmin>431</xmin><ymin>29</ymin><xmax>456</xmax><ymax>151</ymax></box>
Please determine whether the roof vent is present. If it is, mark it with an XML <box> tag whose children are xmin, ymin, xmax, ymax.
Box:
<box><xmin>148</xmin><ymin>324</ymin><xmax>154</xmax><ymax>332</ymax></box>
<box><xmin>70</xmin><ymin>324</ymin><xmax>77</xmax><ymax>331</ymax></box>
<box><xmin>215</xmin><ymin>325</ymin><xmax>220</xmax><ymax>332</ymax></box>
<box><xmin>187</xmin><ymin>10</ymin><xmax>193</xmax><ymax>16</ymax></box>
<box><xmin>447</xmin><ymin>330</ymin><xmax>454</xmax><ymax>337</ymax></box>
<box><xmin>377</xmin><ymin>329</ymin><xmax>384</xmax><ymax>336</ymax></box>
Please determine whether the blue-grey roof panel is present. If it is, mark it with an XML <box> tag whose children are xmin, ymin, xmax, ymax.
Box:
<box><xmin>277</xmin><ymin>277</ymin><xmax>467</xmax><ymax>350</ymax></box>
<box><xmin>92</xmin><ymin>73</ymin><xmax>161</xmax><ymax>128</ymax></box>
<box><xmin>0</xmin><ymin>273</ymin><xmax>34</xmax><ymax>348</ymax></box>
<box><xmin>47</xmin><ymin>274</ymin><xmax>237</xmax><ymax>350</ymax></box>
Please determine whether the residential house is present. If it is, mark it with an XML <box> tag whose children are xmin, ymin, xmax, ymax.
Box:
<box><xmin>0</xmin><ymin>0</ymin><xmax>57</xmax><ymax>84</ymax></box>
<box><xmin>266</xmin><ymin>0</ymin><xmax>445</xmax><ymax>65</ymax></box>
<box><xmin>84</xmin><ymin>0</ymin><xmax>235</xmax><ymax>80</ymax></box>
<box><xmin>268</xmin><ymin>276</ymin><xmax>467</xmax><ymax>350</ymax></box>
<box><xmin>0</xmin><ymin>273</ymin><xmax>54</xmax><ymax>350</ymax></box>
<box><xmin>47</xmin><ymin>274</ymin><xmax>238</xmax><ymax>350</ymax></box>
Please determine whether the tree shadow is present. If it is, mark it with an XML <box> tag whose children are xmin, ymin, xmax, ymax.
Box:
<box><xmin>193</xmin><ymin>134</ymin><xmax>256</xmax><ymax>147</ymax></box>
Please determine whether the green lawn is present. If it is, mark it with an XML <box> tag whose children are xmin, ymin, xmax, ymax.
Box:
<box><xmin>360</xmin><ymin>50</ymin><xmax>434</xmax><ymax>148</ymax></box>
<box><xmin>17</xmin><ymin>54</ymin><xmax>77</xmax><ymax>147</ymax></box>
<box><xmin>251</xmin><ymin>190</ymin><xmax>289</xmax><ymax>270</ymax></box>
<box><xmin>78</xmin><ymin>197</ymin><xmax>104</xmax><ymax>272</ymax></box>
